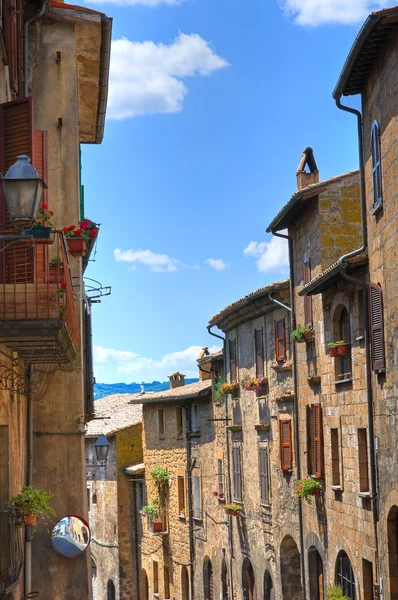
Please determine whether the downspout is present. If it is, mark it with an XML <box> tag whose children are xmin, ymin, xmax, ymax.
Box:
<box><xmin>23</xmin><ymin>0</ymin><xmax>49</xmax><ymax>98</ymax></box>
<box><xmin>132</xmin><ymin>479</ymin><xmax>141</xmax><ymax>600</ymax></box>
<box><xmin>269</xmin><ymin>231</ymin><xmax>306</xmax><ymax>600</ymax></box>
<box><xmin>207</xmin><ymin>325</ymin><xmax>234</xmax><ymax>600</ymax></box>
<box><xmin>181</xmin><ymin>404</ymin><xmax>195</xmax><ymax>600</ymax></box>
<box><xmin>24</xmin><ymin>364</ymin><xmax>34</xmax><ymax>598</ymax></box>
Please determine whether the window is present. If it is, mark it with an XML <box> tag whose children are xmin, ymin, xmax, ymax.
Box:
<box><xmin>369</xmin><ymin>283</ymin><xmax>385</xmax><ymax>372</ymax></box>
<box><xmin>336</xmin><ymin>551</ymin><xmax>356</xmax><ymax>600</ymax></box>
<box><xmin>193</xmin><ymin>468</ymin><xmax>202</xmax><ymax>519</ymax></box>
<box><xmin>255</xmin><ymin>328</ymin><xmax>264</xmax><ymax>378</ymax></box>
<box><xmin>280</xmin><ymin>420</ymin><xmax>293</xmax><ymax>471</ymax></box>
<box><xmin>107</xmin><ymin>580</ymin><xmax>115</xmax><ymax>600</ymax></box>
<box><xmin>191</xmin><ymin>404</ymin><xmax>200</xmax><ymax>433</ymax></box>
<box><xmin>274</xmin><ymin>318</ymin><xmax>286</xmax><ymax>361</ymax></box>
<box><xmin>176</xmin><ymin>407</ymin><xmax>184</xmax><ymax>438</ymax></box>
<box><xmin>164</xmin><ymin>566</ymin><xmax>171</xmax><ymax>600</ymax></box>
<box><xmin>229</xmin><ymin>339</ymin><xmax>237</xmax><ymax>383</ymax></box>
<box><xmin>177</xmin><ymin>476</ymin><xmax>186</xmax><ymax>516</ymax></box>
<box><xmin>331</xmin><ymin>428</ymin><xmax>341</xmax><ymax>487</ymax></box>
<box><xmin>259</xmin><ymin>446</ymin><xmax>270</xmax><ymax>505</ymax></box>
<box><xmin>153</xmin><ymin>561</ymin><xmax>159</xmax><ymax>595</ymax></box>
<box><xmin>158</xmin><ymin>409</ymin><xmax>165</xmax><ymax>439</ymax></box>
<box><xmin>303</xmin><ymin>257</ymin><xmax>312</xmax><ymax>326</ymax></box>
<box><xmin>218</xmin><ymin>459</ymin><xmax>224</xmax><ymax>495</ymax></box>
<box><xmin>362</xmin><ymin>559</ymin><xmax>374</xmax><ymax>600</ymax></box>
<box><xmin>87</xmin><ymin>487</ymin><xmax>91</xmax><ymax>511</ymax></box>
<box><xmin>358</xmin><ymin>429</ymin><xmax>369</xmax><ymax>493</ymax></box>
<box><xmin>232</xmin><ymin>446</ymin><xmax>242</xmax><ymax>501</ymax></box>
<box><xmin>306</xmin><ymin>404</ymin><xmax>323</xmax><ymax>477</ymax></box>
<box><xmin>337</xmin><ymin>308</ymin><xmax>351</xmax><ymax>380</ymax></box>
<box><xmin>371</xmin><ymin>120</ymin><xmax>383</xmax><ymax>211</ymax></box>
<box><xmin>92</xmin><ymin>492</ymin><xmax>97</xmax><ymax>505</ymax></box>
<box><xmin>136</xmin><ymin>481</ymin><xmax>145</xmax><ymax>511</ymax></box>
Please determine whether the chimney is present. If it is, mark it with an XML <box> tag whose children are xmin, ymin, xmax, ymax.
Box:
<box><xmin>168</xmin><ymin>372</ymin><xmax>185</xmax><ymax>389</ymax></box>
<box><xmin>197</xmin><ymin>347</ymin><xmax>212</xmax><ymax>382</ymax></box>
<box><xmin>296</xmin><ymin>147</ymin><xmax>319</xmax><ymax>191</ymax></box>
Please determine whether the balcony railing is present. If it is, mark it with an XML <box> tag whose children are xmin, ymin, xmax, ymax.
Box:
<box><xmin>0</xmin><ymin>231</ymin><xmax>78</xmax><ymax>363</ymax></box>
<box><xmin>0</xmin><ymin>510</ymin><xmax>23</xmax><ymax>600</ymax></box>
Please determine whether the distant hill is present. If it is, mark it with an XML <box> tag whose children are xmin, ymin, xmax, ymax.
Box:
<box><xmin>94</xmin><ymin>379</ymin><xmax>199</xmax><ymax>400</ymax></box>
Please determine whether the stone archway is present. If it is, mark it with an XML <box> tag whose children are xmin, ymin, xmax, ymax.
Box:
<box><xmin>204</xmin><ymin>557</ymin><xmax>214</xmax><ymax>600</ymax></box>
<box><xmin>264</xmin><ymin>570</ymin><xmax>274</xmax><ymax>600</ymax></box>
<box><xmin>182</xmin><ymin>565</ymin><xmax>189</xmax><ymax>600</ymax></box>
<box><xmin>140</xmin><ymin>568</ymin><xmax>149</xmax><ymax>600</ymax></box>
<box><xmin>308</xmin><ymin>547</ymin><xmax>324</xmax><ymax>600</ymax></box>
<box><xmin>242</xmin><ymin>558</ymin><xmax>256</xmax><ymax>600</ymax></box>
<box><xmin>280</xmin><ymin>535</ymin><xmax>302</xmax><ymax>600</ymax></box>
<box><xmin>388</xmin><ymin>506</ymin><xmax>398</xmax><ymax>600</ymax></box>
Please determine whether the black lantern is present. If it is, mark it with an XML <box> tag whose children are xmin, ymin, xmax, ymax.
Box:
<box><xmin>94</xmin><ymin>434</ymin><xmax>110</xmax><ymax>465</ymax></box>
<box><xmin>1</xmin><ymin>155</ymin><xmax>47</xmax><ymax>224</ymax></box>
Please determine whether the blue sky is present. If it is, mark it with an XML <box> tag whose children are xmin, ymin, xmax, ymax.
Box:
<box><xmin>81</xmin><ymin>0</ymin><xmax>392</xmax><ymax>383</ymax></box>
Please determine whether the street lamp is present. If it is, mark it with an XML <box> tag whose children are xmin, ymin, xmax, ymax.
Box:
<box><xmin>1</xmin><ymin>154</ymin><xmax>47</xmax><ymax>225</ymax></box>
<box><xmin>94</xmin><ymin>434</ymin><xmax>110</xmax><ymax>466</ymax></box>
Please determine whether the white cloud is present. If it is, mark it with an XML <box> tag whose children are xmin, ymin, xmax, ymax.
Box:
<box><xmin>114</xmin><ymin>248</ymin><xmax>180</xmax><ymax>272</ymax></box>
<box><xmin>280</xmin><ymin>0</ymin><xmax>395</xmax><ymax>26</ymax></box>
<box><xmin>244</xmin><ymin>234</ymin><xmax>289</xmax><ymax>273</ymax></box>
<box><xmin>94</xmin><ymin>344</ymin><xmax>221</xmax><ymax>382</ymax></box>
<box><xmin>108</xmin><ymin>33</ymin><xmax>229</xmax><ymax>119</ymax></box>
<box><xmin>205</xmin><ymin>258</ymin><xmax>229</xmax><ymax>271</ymax></box>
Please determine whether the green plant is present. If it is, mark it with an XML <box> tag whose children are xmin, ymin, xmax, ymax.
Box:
<box><xmin>63</xmin><ymin>219</ymin><xmax>99</xmax><ymax>242</ymax></box>
<box><xmin>8</xmin><ymin>486</ymin><xmax>55</xmax><ymax>520</ymax></box>
<box><xmin>325</xmin><ymin>586</ymin><xmax>349</xmax><ymax>600</ymax></box>
<box><xmin>34</xmin><ymin>203</ymin><xmax>54</xmax><ymax>228</ymax></box>
<box><xmin>327</xmin><ymin>342</ymin><xmax>337</xmax><ymax>348</ymax></box>
<box><xmin>295</xmin><ymin>478</ymin><xmax>321</xmax><ymax>504</ymax></box>
<box><xmin>49</xmin><ymin>256</ymin><xmax>63</xmax><ymax>268</ymax></box>
<box><xmin>150</xmin><ymin>466</ymin><xmax>169</xmax><ymax>486</ymax></box>
<box><xmin>291</xmin><ymin>325</ymin><xmax>312</xmax><ymax>343</ymax></box>
<box><xmin>240</xmin><ymin>374</ymin><xmax>267</xmax><ymax>393</ymax></box>
<box><xmin>224</xmin><ymin>503</ymin><xmax>242</xmax><ymax>515</ymax></box>
<box><xmin>177</xmin><ymin>427</ymin><xmax>183</xmax><ymax>435</ymax></box>
<box><xmin>336</xmin><ymin>340</ymin><xmax>347</xmax><ymax>345</ymax></box>
<box><xmin>141</xmin><ymin>498</ymin><xmax>159</xmax><ymax>520</ymax></box>
<box><xmin>214</xmin><ymin>378</ymin><xmax>236</xmax><ymax>405</ymax></box>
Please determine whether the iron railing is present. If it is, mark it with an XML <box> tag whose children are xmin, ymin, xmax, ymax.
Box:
<box><xmin>0</xmin><ymin>510</ymin><xmax>23</xmax><ymax>599</ymax></box>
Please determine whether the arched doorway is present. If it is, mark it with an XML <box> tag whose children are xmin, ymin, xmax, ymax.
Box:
<box><xmin>107</xmin><ymin>579</ymin><xmax>115</xmax><ymax>600</ymax></box>
<box><xmin>388</xmin><ymin>506</ymin><xmax>398</xmax><ymax>600</ymax></box>
<box><xmin>221</xmin><ymin>555</ymin><xmax>228</xmax><ymax>600</ymax></box>
<box><xmin>308</xmin><ymin>547</ymin><xmax>324</xmax><ymax>600</ymax></box>
<box><xmin>264</xmin><ymin>570</ymin><xmax>274</xmax><ymax>600</ymax></box>
<box><xmin>335</xmin><ymin>551</ymin><xmax>355</xmax><ymax>600</ymax></box>
<box><xmin>204</xmin><ymin>557</ymin><xmax>214</xmax><ymax>600</ymax></box>
<box><xmin>242</xmin><ymin>558</ymin><xmax>256</xmax><ymax>600</ymax></box>
<box><xmin>280</xmin><ymin>535</ymin><xmax>302</xmax><ymax>600</ymax></box>
<box><xmin>182</xmin><ymin>565</ymin><xmax>190</xmax><ymax>600</ymax></box>
<box><xmin>91</xmin><ymin>557</ymin><xmax>98</xmax><ymax>600</ymax></box>
<box><xmin>140</xmin><ymin>569</ymin><xmax>149</xmax><ymax>600</ymax></box>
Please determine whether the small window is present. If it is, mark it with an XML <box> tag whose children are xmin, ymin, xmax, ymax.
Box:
<box><xmin>164</xmin><ymin>566</ymin><xmax>171</xmax><ymax>600</ymax></box>
<box><xmin>153</xmin><ymin>561</ymin><xmax>159</xmax><ymax>595</ymax></box>
<box><xmin>191</xmin><ymin>404</ymin><xmax>200</xmax><ymax>433</ymax></box>
<box><xmin>158</xmin><ymin>409</ymin><xmax>165</xmax><ymax>439</ymax></box>
<box><xmin>274</xmin><ymin>318</ymin><xmax>286</xmax><ymax>361</ymax></box>
<box><xmin>193</xmin><ymin>468</ymin><xmax>202</xmax><ymax>519</ymax></box>
<box><xmin>176</xmin><ymin>407</ymin><xmax>184</xmax><ymax>438</ymax></box>
<box><xmin>259</xmin><ymin>446</ymin><xmax>270</xmax><ymax>505</ymax></box>
<box><xmin>92</xmin><ymin>492</ymin><xmax>97</xmax><ymax>505</ymax></box>
<box><xmin>255</xmin><ymin>328</ymin><xmax>264</xmax><ymax>378</ymax></box>
<box><xmin>229</xmin><ymin>339</ymin><xmax>237</xmax><ymax>383</ymax></box>
<box><xmin>232</xmin><ymin>446</ymin><xmax>242</xmax><ymax>501</ymax></box>
<box><xmin>336</xmin><ymin>551</ymin><xmax>356</xmax><ymax>600</ymax></box>
<box><xmin>369</xmin><ymin>283</ymin><xmax>385</xmax><ymax>372</ymax></box>
<box><xmin>331</xmin><ymin>428</ymin><xmax>341</xmax><ymax>487</ymax></box>
<box><xmin>362</xmin><ymin>559</ymin><xmax>374</xmax><ymax>600</ymax></box>
<box><xmin>136</xmin><ymin>481</ymin><xmax>145</xmax><ymax>511</ymax></box>
<box><xmin>177</xmin><ymin>476</ymin><xmax>186</xmax><ymax>516</ymax></box>
<box><xmin>87</xmin><ymin>487</ymin><xmax>91</xmax><ymax>511</ymax></box>
<box><xmin>336</xmin><ymin>307</ymin><xmax>352</xmax><ymax>381</ymax></box>
<box><xmin>217</xmin><ymin>459</ymin><xmax>224</xmax><ymax>495</ymax></box>
<box><xmin>303</xmin><ymin>257</ymin><xmax>312</xmax><ymax>326</ymax></box>
<box><xmin>371</xmin><ymin>120</ymin><xmax>383</xmax><ymax>211</ymax></box>
<box><xmin>358</xmin><ymin>429</ymin><xmax>369</xmax><ymax>493</ymax></box>
<box><xmin>280</xmin><ymin>420</ymin><xmax>293</xmax><ymax>471</ymax></box>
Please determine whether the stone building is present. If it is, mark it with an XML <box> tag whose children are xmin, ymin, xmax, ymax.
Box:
<box><xmin>86</xmin><ymin>394</ymin><xmax>143</xmax><ymax>600</ymax></box>
<box><xmin>0</xmin><ymin>0</ymin><xmax>112</xmax><ymax>597</ymax></box>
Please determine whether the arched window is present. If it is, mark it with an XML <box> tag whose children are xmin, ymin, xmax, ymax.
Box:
<box><xmin>221</xmin><ymin>555</ymin><xmax>228</xmax><ymax>600</ymax></box>
<box><xmin>203</xmin><ymin>557</ymin><xmax>214</xmax><ymax>600</ymax></box>
<box><xmin>140</xmin><ymin>569</ymin><xmax>149</xmax><ymax>600</ymax></box>
<box><xmin>107</xmin><ymin>579</ymin><xmax>115</xmax><ymax>600</ymax></box>
<box><xmin>242</xmin><ymin>558</ymin><xmax>256</xmax><ymax>600</ymax></box>
<box><xmin>182</xmin><ymin>565</ymin><xmax>190</xmax><ymax>600</ymax></box>
<box><xmin>264</xmin><ymin>570</ymin><xmax>274</xmax><ymax>600</ymax></box>
<box><xmin>336</xmin><ymin>551</ymin><xmax>355</xmax><ymax>600</ymax></box>
<box><xmin>371</xmin><ymin>120</ymin><xmax>383</xmax><ymax>211</ymax></box>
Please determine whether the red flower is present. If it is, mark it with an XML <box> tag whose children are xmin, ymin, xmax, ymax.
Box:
<box><xmin>49</xmin><ymin>210</ymin><xmax>54</xmax><ymax>216</ymax></box>
<box><xmin>80</xmin><ymin>220</ymin><xmax>89</xmax><ymax>230</ymax></box>
<box><xmin>60</xmin><ymin>281</ymin><xmax>66</xmax><ymax>288</ymax></box>
<box><xmin>48</xmin><ymin>280</ymin><xmax>54</xmax><ymax>284</ymax></box>
<box><xmin>68</xmin><ymin>225</ymin><xmax>76</xmax><ymax>231</ymax></box>
<box><xmin>74</xmin><ymin>229</ymin><xmax>82</xmax><ymax>236</ymax></box>
<box><xmin>63</xmin><ymin>227</ymin><xmax>68</xmax><ymax>233</ymax></box>
<box><xmin>40</xmin><ymin>203</ymin><xmax>48</xmax><ymax>209</ymax></box>
<box><xmin>89</xmin><ymin>229</ymin><xmax>97</xmax><ymax>237</ymax></box>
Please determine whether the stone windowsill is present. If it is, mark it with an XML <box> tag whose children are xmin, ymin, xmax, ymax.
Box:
<box><xmin>333</xmin><ymin>378</ymin><xmax>353</xmax><ymax>385</ymax></box>
<box><xmin>330</xmin><ymin>485</ymin><xmax>342</xmax><ymax>492</ymax></box>
<box><xmin>254</xmin><ymin>423</ymin><xmax>270</xmax><ymax>431</ymax></box>
<box><xmin>228</xmin><ymin>424</ymin><xmax>242</xmax><ymax>432</ymax></box>
<box><xmin>271</xmin><ymin>361</ymin><xmax>292</xmax><ymax>372</ymax></box>
<box><xmin>357</xmin><ymin>491</ymin><xmax>371</xmax><ymax>498</ymax></box>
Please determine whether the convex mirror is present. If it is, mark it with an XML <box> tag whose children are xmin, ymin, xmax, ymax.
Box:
<box><xmin>51</xmin><ymin>516</ymin><xmax>90</xmax><ymax>557</ymax></box>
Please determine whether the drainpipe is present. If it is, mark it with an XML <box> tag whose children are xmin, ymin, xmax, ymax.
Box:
<box><xmin>269</xmin><ymin>231</ymin><xmax>306</xmax><ymax>600</ymax></box>
<box><xmin>24</xmin><ymin>364</ymin><xmax>34</xmax><ymax>598</ymax></box>
<box><xmin>132</xmin><ymin>479</ymin><xmax>141</xmax><ymax>600</ymax></box>
<box><xmin>207</xmin><ymin>325</ymin><xmax>234</xmax><ymax>600</ymax></box>
<box><xmin>23</xmin><ymin>0</ymin><xmax>49</xmax><ymax>98</ymax></box>
<box><xmin>180</xmin><ymin>404</ymin><xmax>195</xmax><ymax>600</ymax></box>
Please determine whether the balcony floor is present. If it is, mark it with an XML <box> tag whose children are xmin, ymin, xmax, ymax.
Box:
<box><xmin>0</xmin><ymin>320</ymin><xmax>77</xmax><ymax>363</ymax></box>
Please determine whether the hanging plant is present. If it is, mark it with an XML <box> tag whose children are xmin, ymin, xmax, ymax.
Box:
<box><xmin>150</xmin><ymin>466</ymin><xmax>170</xmax><ymax>487</ymax></box>
<box><xmin>240</xmin><ymin>374</ymin><xmax>268</xmax><ymax>393</ymax></box>
<box><xmin>291</xmin><ymin>325</ymin><xmax>313</xmax><ymax>343</ymax></box>
<box><xmin>141</xmin><ymin>498</ymin><xmax>159</xmax><ymax>520</ymax></box>
<box><xmin>336</xmin><ymin>340</ymin><xmax>349</xmax><ymax>355</ymax></box>
<box><xmin>328</xmin><ymin>342</ymin><xmax>338</xmax><ymax>357</ymax></box>
<box><xmin>214</xmin><ymin>379</ymin><xmax>236</xmax><ymax>405</ymax></box>
<box><xmin>224</xmin><ymin>503</ymin><xmax>242</xmax><ymax>516</ymax></box>
<box><xmin>8</xmin><ymin>486</ymin><xmax>55</xmax><ymax>526</ymax></box>
<box><xmin>295</xmin><ymin>478</ymin><xmax>321</xmax><ymax>504</ymax></box>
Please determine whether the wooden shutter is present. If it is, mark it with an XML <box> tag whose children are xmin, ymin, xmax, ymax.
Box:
<box><xmin>274</xmin><ymin>318</ymin><xmax>286</xmax><ymax>361</ymax></box>
<box><xmin>303</xmin><ymin>257</ymin><xmax>312</xmax><ymax>326</ymax></box>
<box><xmin>369</xmin><ymin>283</ymin><xmax>385</xmax><ymax>372</ymax></box>
<box><xmin>306</xmin><ymin>405</ymin><xmax>313</xmax><ymax>475</ymax></box>
<box><xmin>259</xmin><ymin>447</ymin><xmax>269</xmax><ymax>505</ymax></box>
<box><xmin>0</xmin><ymin>98</ymin><xmax>34</xmax><ymax>283</ymax></box>
<box><xmin>229</xmin><ymin>338</ymin><xmax>237</xmax><ymax>383</ymax></box>
<box><xmin>313</xmin><ymin>403</ymin><xmax>322</xmax><ymax>478</ymax></box>
<box><xmin>371</xmin><ymin>121</ymin><xmax>382</xmax><ymax>209</ymax></box>
<box><xmin>232</xmin><ymin>446</ymin><xmax>242</xmax><ymax>501</ymax></box>
<box><xmin>255</xmin><ymin>328</ymin><xmax>264</xmax><ymax>378</ymax></box>
<box><xmin>280</xmin><ymin>420</ymin><xmax>292</xmax><ymax>471</ymax></box>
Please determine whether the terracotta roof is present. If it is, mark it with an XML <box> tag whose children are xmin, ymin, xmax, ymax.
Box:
<box><xmin>298</xmin><ymin>252</ymin><xmax>368</xmax><ymax>297</ymax></box>
<box><xmin>333</xmin><ymin>8</ymin><xmax>398</xmax><ymax>98</ymax></box>
<box><xmin>129</xmin><ymin>380</ymin><xmax>212</xmax><ymax>405</ymax></box>
<box><xmin>208</xmin><ymin>280</ymin><xmax>289</xmax><ymax>327</ymax></box>
<box><xmin>266</xmin><ymin>170</ymin><xmax>359</xmax><ymax>233</ymax></box>
<box><xmin>86</xmin><ymin>394</ymin><xmax>142</xmax><ymax>436</ymax></box>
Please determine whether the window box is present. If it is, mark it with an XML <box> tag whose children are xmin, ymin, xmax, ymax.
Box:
<box><xmin>152</xmin><ymin>521</ymin><xmax>163</xmax><ymax>533</ymax></box>
<box><xmin>66</xmin><ymin>237</ymin><xmax>86</xmax><ymax>257</ymax></box>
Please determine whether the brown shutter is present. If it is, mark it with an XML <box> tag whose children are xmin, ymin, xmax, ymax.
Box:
<box><xmin>280</xmin><ymin>420</ymin><xmax>292</xmax><ymax>471</ymax></box>
<box><xmin>303</xmin><ymin>257</ymin><xmax>312</xmax><ymax>326</ymax></box>
<box><xmin>259</xmin><ymin>447</ymin><xmax>269</xmax><ymax>504</ymax></box>
<box><xmin>306</xmin><ymin>405</ymin><xmax>313</xmax><ymax>476</ymax></box>
<box><xmin>4</xmin><ymin>0</ymin><xmax>21</xmax><ymax>96</ymax></box>
<box><xmin>255</xmin><ymin>328</ymin><xmax>264</xmax><ymax>378</ymax></box>
<box><xmin>313</xmin><ymin>403</ymin><xmax>322</xmax><ymax>478</ymax></box>
<box><xmin>0</xmin><ymin>98</ymin><xmax>34</xmax><ymax>283</ymax></box>
<box><xmin>229</xmin><ymin>338</ymin><xmax>237</xmax><ymax>383</ymax></box>
<box><xmin>232</xmin><ymin>446</ymin><xmax>242</xmax><ymax>501</ymax></box>
<box><xmin>369</xmin><ymin>283</ymin><xmax>385</xmax><ymax>372</ymax></box>
<box><xmin>274</xmin><ymin>318</ymin><xmax>286</xmax><ymax>361</ymax></box>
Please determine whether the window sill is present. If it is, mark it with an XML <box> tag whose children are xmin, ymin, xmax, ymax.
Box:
<box><xmin>271</xmin><ymin>361</ymin><xmax>292</xmax><ymax>372</ymax></box>
<box><xmin>255</xmin><ymin>423</ymin><xmax>270</xmax><ymax>431</ymax></box>
<box><xmin>357</xmin><ymin>491</ymin><xmax>371</xmax><ymax>498</ymax></box>
<box><xmin>333</xmin><ymin>378</ymin><xmax>353</xmax><ymax>385</ymax></box>
<box><xmin>330</xmin><ymin>485</ymin><xmax>342</xmax><ymax>491</ymax></box>
<box><xmin>371</xmin><ymin>200</ymin><xmax>383</xmax><ymax>216</ymax></box>
<box><xmin>260</xmin><ymin>503</ymin><xmax>271</xmax><ymax>509</ymax></box>
<box><xmin>228</xmin><ymin>424</ymin><xmax>242</xmax><ymax>432</ymax></box>
<box><xmin>178</xmin><ymin>514</ymin><xmax>186</xmax><ymax>521</ymax></box>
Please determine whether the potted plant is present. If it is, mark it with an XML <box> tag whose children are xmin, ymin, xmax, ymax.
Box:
<box><xmin>325</xmin><ymin>585</ymin><xmax>350</xmax><ymax>600</ymax></box>
<box><xmin>63</xmin><ymin>219</ymin><xmax>99</xmax><ymax>258</ymax></box>
<box><xmin>336</xmin><ymin>340</ymin><xmax>350</xmax><ymax>355</ymax></box>
<box><xmin>218</xmin><ymin>492</ymin><xmax>225</xmax><ymax>499</ymax></box>
<box><xmin>150</xmin><ymin>466</ymin><xmax>169</xmax><ymax>487</ymax></box>
<box><xmin>8</xmin><ymin>486</ymin><xmax>55</xmax><ymax>526</ymax></box>
<box><xmin>328</xmin><ymin>342</ymin><xmax>338</xmax><ymax>357</ymax></box>
<box><xmin>49</xmin><ymin>256</ymin><xmax>64</xmax><ymax>282</ymax></box>
<box><xmin>224</xmin><ymin>503</ymin><xmax>242</xmax><ymax>517</ymax></box>
<box><xmin>29</xmin><ymin>203</ymin><xmax>54</xmax><ymax>240</ymax></box>
<box><xmin>291</xmin><ymin>325</ymin><xmax>313</xmax><ymax>343</ymax></box>
<box><xmin>214</xmin><ymin>379</ymin><xmax>236</xmax><ymax>406</ymax></box>
<box><xmin>141</xmin><ymin>499</ymin><xmax>162</xmax><ymax>531</ymax></box>
<box><xmin>240</xmin><ymin>374</ymin><xmax>268</xmax><ymax>393</ymax></box>
<box><xmin>295</xmin><ymin>478</ymin><xmax>322</xmax><ymax>504</ymax></box>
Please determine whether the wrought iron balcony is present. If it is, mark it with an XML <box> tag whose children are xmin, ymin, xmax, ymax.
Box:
<box><xmin>0</xmin><ymin>510</ymin><xmax>23</xmax><ymax>600</ymax></box>
<box><xmin>0</xmin><ymin>231</ymin><xmax>78</xmax><ymax>363</ymax></box>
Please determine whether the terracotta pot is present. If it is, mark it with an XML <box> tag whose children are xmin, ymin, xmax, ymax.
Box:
<box><xmin>67</xmin><ymin>238</ymin><xmax>86</xmax><ymax>257</ymax></box>
<box><xmin>49</xmin><ymin>266</ymin><xmax>64</xmax><ymax>283</ymax></box>
<box><xmin>329</xmin><ymin>347</ymin><xmax>339</xmax><ymax>357</ymax></box>
<box><xmin>304</xmin><ymin>330</ymin><xmax>313</xmax><ymax>340</ymax></box>
<box><xmin>337</xmin><ymin>344</ymin><xmax>349</xmax><ymax>356</ymax></box>
<box><xmin>24</xmin><ymin>513</ymin><xmax>37</xmax><ymax>526</ymax></box>
<box><xmin>311</xmin><ymin>487</ymin><xmax>321</xmax><ymax>497</ymax></box>
<box><xmin>152</xmin><ymin>521</ymin><xmax>163</xmax><ymax>533</ymax></box>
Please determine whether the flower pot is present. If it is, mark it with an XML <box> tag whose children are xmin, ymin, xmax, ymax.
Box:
<box><xmin>49</xmin><ymin>266</ymin><xmax>64</xmax><ymax>283</ymax></box>
<box><xmin>329</xmin><ymin>347</ymin><xmax>339</xmax><ymax>357</ymax></box>
<box><xmin>24</xmin><ymin>513</ymin><xmax>37</xmax><ymax>526</ymax></box>
<box><xmin>30</xmin><ymin>226</ymin><xmax>52</xmax><ymax>239</ymax></box>
<box><xmin>67</xmin><ymin>238</ymin><xmax>86</xmax><ymax>257</ymax></box>
<box><xmin>304</xmin><ymin>330</ymin><xmax>313</xmax><ymax>341</ymax></box>
<box><xmin>337</xmin><ymin>344</ymin><xmax>349</xmax><ymax>356</ymax></box>
<box><xmin>312</xmin><ymin>487</ymin><xmax>321</xmax><ymax>497</ymax></box>
<box><xmin>152</xmin><ymin>521</ymin><xmax>163</xmax><ymax>533</ymax></box>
